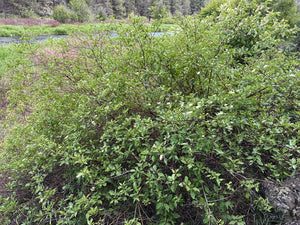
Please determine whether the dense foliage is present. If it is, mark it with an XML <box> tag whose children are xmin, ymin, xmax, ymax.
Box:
<box><xmin>52</xmin><ymin>5</ymin><xmax>72</xmax><ymax>24</ymax></box>
<box><xmin>0</xmin><ymin>23</ymin><xmax>175</xmax><ymax>37</ymax></box>
<box><xmin>0</xmin><ymin>0</ymin><xmax>204</xmax><ymax>19</ymax></box>
<box><xmin>0</xmin><ymin>0</ymin><xmax>61</xmax><ymax>17</ymax></box>
<box><xmin>0</xmin><ymin>0</ymin><xmax>299</xmax><ymax>224</ymax></box>
<box><xmin>199</xmin><ymin>0</ymin><xmax>300</xmax><ymax>27</ymax></box>
<box><xmin>0</xmin><ymin>0</ymin><xmax>299</xmax><ymax>24</ymax></box>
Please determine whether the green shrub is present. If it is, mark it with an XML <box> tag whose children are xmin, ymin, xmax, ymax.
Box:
<box><xmin>96</xmin><ymin>9</ymin><xmax>107</xmax><ymax>21</ymax></box>
<box><xmin>0</xmin><ymin>26</ymin><xmax>25</xmax><ymax>37</ymax></box>
<box><xmin>263</xmin><ymin>0</ymin><xmax>300</xmax><ymax>27</ymax></box>
<box><xmin>201</xmin><ymin>0</ymin><xmax>300</xmax><ymax>27</ymax></box>
<box><xmin>52</xmin><ymin>5</ymin><xmax>71</xmax><ymax>23</ymax></box>
<box><xmin>150</xmin><ymin>1</ymin><xmax>167</xmax><ymax>20</ymax></box>
<box><xmin>162</xmin><ymin>12</ymin><xmax>177</xmax><ymax>24</ymax></box>
<box><xmin>0</xmin><ymin>1</ymin><xmax>299</xmax><ymax>224</ymax></box>
<box><xmin>19</xmin><ymin>8</ymin><xmax>36</xmax><ymax>18</ymax></box>
<box><xmin>53</xmin><ymin>27</ymin><xmax>68</xmax><ymax>35</ymax></box>
<box><xmin>68</xmin><ymin>0</ymin><xmax>93</xmax><ymax>22</ymax></box>
<box><xmin>199</xmin><ymin>0</ymin><xmax>239</xmax><ymax>18</ymax></box>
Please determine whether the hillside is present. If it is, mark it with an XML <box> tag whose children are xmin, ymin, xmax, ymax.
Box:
<box><xmin>0</xmin><ymin>0</ymin><xmax>204</xmax><ymax>19</ymax></box>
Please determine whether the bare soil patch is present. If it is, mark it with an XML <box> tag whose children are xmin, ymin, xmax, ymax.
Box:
<box><xmin>0</xmin><ymin>18</ymin><xmax>61</xmax><ymax>27</ymax></box>
<box><xmin>0</xmin><ymin>171</ymin><xmax>9</xmax><ymax>198</ymax></box>
<box><xmin>0</xmin><ymin>18</ymin><xmax>149</xmax><ymax>27</ymax></box>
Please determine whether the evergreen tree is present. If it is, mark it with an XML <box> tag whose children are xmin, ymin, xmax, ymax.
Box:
<box><xmin>0</xmin><ymin>0</ymin><xmax>6</xmax><ymax>17</ymax></box>
<box><xmin>271</xmin><ymin>0</ymin><xmax>299</xmax><ymax>26</ymax></box>
<box><xmin>170</xmin><ymin>0</ymin><xmax>180</xmax><ymax>14</ymax></box>
<box><xmin>111</xmin><ymin>0</ymin><xmax>125</xmax><ymax>19</ymax></box>
<box><xmin>135</xmin><ymin>0</ymin><xmax>152</xmax><ymax>18</ymax></box>
<box><xmin>96</xmin><ymin>0</ymin><xmax>113</xmax><ymax>17</ymax></box>
<box><xmin>181</xmin><ymin>0</ymin><xmax>191</xmax><ymax>15</ymax></box>
<box><xmin>85</xmin><ymin>0</ymin><xmax>95</xmax><ymax>5</ymax></box>
<box><xmin>124</xmin><ymin>0</ymin><xmax>136</xmax><ymax>16</ymax></box>
<box><xmin>163</xmin><ymin>0</ymin><xmax>171</xmax><ymax>12</ymax></box>
<box><xmin>103</xmin><ymin>0</ymin><xmax>113</xmax><ymax>17</ymax></box>
<box><xmin>0</xmin><ymin>0</ymin><xmax>33</xmax><ymax>17</ymax></box>
<box><xmin>190</xmin><ymin>0</ymin><xmax>203</xmax><ymax>14</ymax></box>
<box><xmin>150</xmin><ymin>0</ymin><xmax>167</xmax><ymax>19</ymax></box>
<box><xmin>0</xmin><ymin>0</ymin><xmax>64</xmax><ymax>17</ymax></box>
<box><xmin>37</xmin><ymin>0</ymin><xmax>61</xmax><ymax>16</ymax></box>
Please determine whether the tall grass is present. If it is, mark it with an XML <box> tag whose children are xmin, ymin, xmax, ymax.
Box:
<box><xmin>0</xmin><ymin>45</ymin><xmax>17</xmax><ymax>137</ymax></box>
<box><xmin>0</xmin><ymin>45</ymin><xmax>18</xmax><ymax>76</ymax></box>
<box><xmin>0</xmin><ymin>22</ymin><xmax>178</xmax><ymax>37</ymax></box>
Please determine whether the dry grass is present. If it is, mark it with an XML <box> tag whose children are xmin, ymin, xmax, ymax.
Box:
<box><xmin>0</xmin><ymin>170</ymin><xmax>9</xmax><ymax>198</ymax></box>
<box><xmin>0</xmin><ymin>18</ymin><xmax>60</xmax><ymax>27</ymax></box>
<box><xmin>0</xmin><ymin>78</ymin><xmax>9</xmax><ymax>202</ymax></box>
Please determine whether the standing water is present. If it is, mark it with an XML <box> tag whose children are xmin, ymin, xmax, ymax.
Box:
<box><xmin>0</xmin><ymin>35</ymin><xmax>68</xmax><ymax>45</ymax></box>
<box><xmin>0</xmin><ymin>32</ymin><xmax>172</xmax><ymax>45</ymax></box>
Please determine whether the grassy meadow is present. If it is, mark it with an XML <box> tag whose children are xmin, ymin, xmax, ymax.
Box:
<box><xmin>0</xmin><ymin>22</ymin><xmax>178</xmax><ymax>37</ymax></box>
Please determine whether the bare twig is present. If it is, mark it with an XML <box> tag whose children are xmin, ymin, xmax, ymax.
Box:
<box><xmin>246</xmin><ymin>87</ymin><xmax>268</xmax><ymax>98</ymax></box>
<box><xmin>138</xmin><ymin>202</ymin><xmax>144</xmax><ymax>225</ymax></box>
<box><xmin>95</xmin><ymin>170</ymin><xmax>132</xmax><ymax>185</ymax></box>
<box><xmin>202</xmin><ymin>184</ymin><xmax>218</xmax><ymax>225</ymax></box>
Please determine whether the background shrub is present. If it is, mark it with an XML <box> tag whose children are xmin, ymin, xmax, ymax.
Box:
<box><xmin>68</xmin><ymin>0</ymin><xmax>93</xmax><ymax>22</ymax></box>
<box><xmin>52</xmin><ymin>5</ymin><xmax>71</xmax><ymax>23</ymax></box>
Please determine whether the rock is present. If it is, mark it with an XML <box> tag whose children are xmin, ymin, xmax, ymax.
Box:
<box><xmin>285</xmin><ymin>221</ymin><xmax>300</xmax><ymax>225</ymax></box>
<box><xmin>261</xmin><ymin>173</ymin><xmax>300</xmax><ymax>224</ymax></box>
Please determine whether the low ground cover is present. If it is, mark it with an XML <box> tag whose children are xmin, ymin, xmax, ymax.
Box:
<box><xmin>0</xmin><ymin>19</ymin><xmax>178</xmax><ymax>37</ymax></box>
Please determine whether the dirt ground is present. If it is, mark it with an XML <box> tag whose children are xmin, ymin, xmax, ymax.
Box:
<box><xmin>0</xmin><ymin>18</ymin><xmax>61</xmax><ymax>26</ymax></box>
<box><xmin>0</xmin><ymin>18</ymin><xmax>146</xmax><ymax>27</ymax></box>
<box><xmin>0</xmin><ymin>171</ymin><xmax>9</xmax><ymax>198</ymax></box>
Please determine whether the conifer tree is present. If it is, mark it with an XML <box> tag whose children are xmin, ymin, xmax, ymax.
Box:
<box><xmin>111</xmin><ymin>0</ymin><xmax>125</xmax><ymax>19</ymax></box>
<box><xmin>150</xmin><ymin>0</ymin><xmax>167</xmax><ymax>19</ymax></box>
<box><xmin>124</xmin><ymin>0</ymin><xmax>136</xmax><ymax>16</ymax></box>
<box><xmin>102</xmin><ymin>0</ymin><xmax>113</xmax><ymax>17</ymax></box>
<box><xmin>181</xmin><ymin>0</ymin><xmax>191</xmax><ymax>15</ymax></box>
<box><xmin>270</xmin><ymin>0</ymin><xmax>299</xmax><ymax>26</ymax></box>
<box><xmin>190</xmin><ymin>0</ymin><xmax>203</xmax><ymax>14</ymax></box>
<box><xmin>163</xmin><ymin>0</ymin><xmax>171</xmax><ymax>12</ymax></box>
<box><xmin>170</xmin><ymin>0</ymin><xmax>180</xmax><ymax>14</ymax></box>
<box><xmin>135</xmin><ymin>0</ymin><xmax>152</xmax><ymax>18</ymax></box>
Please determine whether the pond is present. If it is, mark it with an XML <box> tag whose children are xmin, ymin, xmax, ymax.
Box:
<box><xmin>0</xmin><ymin>32</ymin><xmax>172</xmax><ymax>45</ymax></box>
<box><xmin>0</xmin><ymin>35</ymin><xmax>68</xmax><ymax>45</ymax></box>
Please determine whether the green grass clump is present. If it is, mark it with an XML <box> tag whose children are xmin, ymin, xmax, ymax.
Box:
<box><xmin>157</xmin><ymin>23</ymin><xmax>179</xmax><ymax>31</ymax></box>
<box><xmin>53</xmin><ymin>27</ymin><xmax>68</xmax><ymax>35</ymax></box>
<box><xmin>0</xmin><ymin>44</ymin><xmax>20</xmax><ymax>76</ymax></box>
<box><xmin>0</xmin><ymin>25</ymin><xmax>25</xmax><ymax>36</ymax></box>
